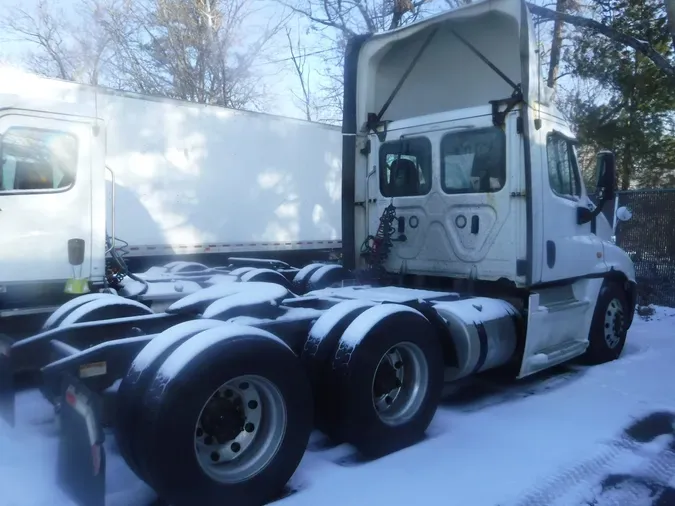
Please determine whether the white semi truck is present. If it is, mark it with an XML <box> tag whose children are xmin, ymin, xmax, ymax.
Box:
<box><xmin>0</xmin><ymin>68</ymin><xmax>342</xmax><ymax>333</ymax></box>
<box><xmin>0</xmin><ymin>0</ymin><xmax>636</xmax><ymax>505</ymax></box>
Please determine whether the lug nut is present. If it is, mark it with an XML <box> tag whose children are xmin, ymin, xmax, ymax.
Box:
<box><xmin>231</xmin><ymin>442</ymin><xmax>241</xmax><ymax>453</ymax></box>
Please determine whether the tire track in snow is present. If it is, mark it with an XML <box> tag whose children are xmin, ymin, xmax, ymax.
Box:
<box><xmin>506</xmin><ymin>436</ymin><xmax>642</xmax><ymax>506</ymax></box>
<box><xmin>507</xmin><ymin>411</ymin><xmax>675</xmax><ymax>506</ymax></box>
<box><xmin>591</xmin><ymin>441</ymin><xmax>675</xmax><ymax>506</ymax></box>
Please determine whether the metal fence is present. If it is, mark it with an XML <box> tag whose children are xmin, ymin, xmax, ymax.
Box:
<box><xmin>612</xmin><ymin>189</ymin><xmax>675</xmax><ymax>308</ymax></box>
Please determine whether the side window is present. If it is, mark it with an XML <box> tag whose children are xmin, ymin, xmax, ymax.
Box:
<box><xmin>440</xmin><ymin>127</ymin><xmax>506</xmax><ymax>194</ymax></box>
<box><xmin>379</xmin><ymin>137</ymin><xmax>432</xmax><ymax>197</ymax></box>
<box><xmin>0</xmin><ymin>127</ymin><xmax>78</xmax><ymax>193</ymax></box>
<box><xmin>546</xmin><ymin>134</ymin><xmax>581</xmax><ymax>198</ymax></box>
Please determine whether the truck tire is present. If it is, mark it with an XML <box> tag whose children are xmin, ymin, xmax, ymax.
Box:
<box><xmin>168</xmin><ymin>262</ymin><xmax>209</xmax><ymax>274</ymax></box>
<box><xmin>240</xmin><ymin>269</ymin><xmax>292</xmax><ymax>290</ymax></box>
<box><xmin>114</xmin><ymin>319</ymin><xmax>225</xmax><ymax>481</ymax></box>
<box><xmin>582</xmin><ymin>280</ymin><xmax>629</xmax><ymax>365</ymax></box>
<box><xmin>306</xmin><ymin>264</ymin><xmax>353</xmax><ymax>292</ymax></box>
<box><xmin>57</xmin><ymin>297</ymin><xmax>153</xmax><ymax>327</ymax></box>
<box><xmin>229</xmin><ymin>267</ymin><xmax>256</xmax><ymax>278</ymax></box>
<box><xmin>291</xmin><ymin>263</ymin><xmax>325</xmax><ymax>294</ymax></box>
<box><xmin>324</xmin><ymin>304</ymin><xmax>444</xmax><ymax>458</ymax></box>
<box><xmin>301</xmin><ymin>300</ymin><xmax>376</xmax><ymax>427</ymax></box>
<box><xmin>42</xmin><ymin>293</ymin><xmax>117</xmax><ymax>330</ymax></box>
<box><xmin>135</xmin><ymin>325</ymin><xmax>313</xmax><ymax>506</ymax></box>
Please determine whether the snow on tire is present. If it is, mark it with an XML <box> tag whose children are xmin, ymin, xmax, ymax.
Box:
<box><xmin>324</xmin><ymin>304</ymin><xmax>444</xmax><ymax>458</ymax></box>
<box><xmin>58</xmin><ymin>297</ymin><xmax>153</xmax><ymax>327</ymax></box>
<box><xmin>114</xmin><ymin>319</ymin><xmax>226</xmax><ymax>482</ymax></box>
<box><xmin>291</xmin><ymin>263</ymin><xmax>325</xmax><ymax>294</ymax></box>
<box><xmin>240</xmin><ymin>268</ymin><xmax>292</xmax><ymax>290</ymax></box>
<box><xmin>42</xmin><ymin>293</ymin><xmax>118</xmax><ymax>330</ymax></box>
<box><xmin>301</xmin><ymin>299</ymin><xmax>376</xmax><ymax>429</ymax></box>
<box><xmin>134</xmin><ymin>324</ymin><xmax>313</xmax><ymax>506</ymax></box>
<box><xmin>306</xmin><ymin>264</ymin><xmax>353</xmax><ymax>292</ymax></box>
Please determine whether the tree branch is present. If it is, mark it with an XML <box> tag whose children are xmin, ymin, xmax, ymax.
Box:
<box><xmin>527</xmin><ymin>2</ymin><xmax>675</xmax><ymax>78</ymax></box>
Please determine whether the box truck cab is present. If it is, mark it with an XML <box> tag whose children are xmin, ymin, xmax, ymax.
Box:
<box><xmin>0</xmin><ymin>103</ymin><xmax>107</xmax><ymax>309</ymax></box>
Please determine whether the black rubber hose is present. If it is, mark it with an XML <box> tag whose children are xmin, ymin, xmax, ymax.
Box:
<box><xmin>107</xmin><ymin>235</ymin><xmax>149</xmax><ymax>297</ymax></box>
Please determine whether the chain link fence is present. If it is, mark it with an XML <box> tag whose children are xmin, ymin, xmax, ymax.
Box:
<box><xmin>612</xmin><ymin>189</ymin><xmax>675</xmax><ymax>308</ymax></box>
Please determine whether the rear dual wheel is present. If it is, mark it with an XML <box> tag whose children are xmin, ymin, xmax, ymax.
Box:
<box><xmin>115</xmin><ymin>324</ymin><xmax>313</xmax><ymax>506</ymax></box>
<box><xmin>304</xmin><ymin>302</ymin><xmax>444</xmax><ymax>458</ymax></box>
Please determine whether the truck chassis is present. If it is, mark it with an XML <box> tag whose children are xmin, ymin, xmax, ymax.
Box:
<box><xmin>0</xmin><ymin>255</ymin><xmax>632</xmax><ymax>506</ymax></box>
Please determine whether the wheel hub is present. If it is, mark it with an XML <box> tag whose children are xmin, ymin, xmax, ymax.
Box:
<box><xmin>373</xmin><ymin>360</ymin><xmax>400</xmax><ymax>398</ymax></box>
<box><xmin>201</xmin><ymin>395</ymin><xmax>245</xmax><ymax>444</ymax></box>
<box><xmin>370</xmin><ymin>342</ymin><xmax>429</xmax><ymax>427</ymax></box>
<box><xmin>604</xmin><ymin>298</ymin><xmax>625</xmax><ymax>349</ymax></box>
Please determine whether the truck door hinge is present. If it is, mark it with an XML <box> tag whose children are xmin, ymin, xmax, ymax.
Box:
<box><xmin>516</xmin><ymin>116</ymin><xmax>523</xmax><ymax>134</ymax></box>
<box><xmin>510</xmin><ymin>191</ymin><xmax>527</xmax><ymax>198</ymax></box>
<box><xmin>359</xmin><ymin>139</ymin><xmax>371</xmax><ymax>156</ymax></box>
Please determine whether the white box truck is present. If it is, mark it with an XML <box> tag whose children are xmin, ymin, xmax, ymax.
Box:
<box><xmin>0</xmin><ymin>0</ymin><xmax>637</xmax><ymax>505</ymax></box>
<box><xmin>0</xmin><ymin>70</ymin><xmax>342</xmax><ymax>329</ymax></box>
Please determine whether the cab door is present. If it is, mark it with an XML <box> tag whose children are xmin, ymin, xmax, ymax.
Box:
<box><xmin>535</xmin><ymin>118</ymin><xmax>606</xmax><ymax>283</ymax></box>
<box><xmin>0</xmin><ymin>111</ymin><xmax>95</xmax><ymax>286</ymax></box>
<box><xmin>365</xmin><ymin>111</ymin><xmax>525</xmax><ymax>283</ymax></box>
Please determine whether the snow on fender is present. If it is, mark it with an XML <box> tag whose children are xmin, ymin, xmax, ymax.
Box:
<box><xmin>323</xmin><ymin>304</ymin><xmax>444</xmax><ymax>457</ymax></box>
<box><xmin>58</xmin><ymin>298</ymin><xmax>153</xmax><ymax>327</ymax></box>
<box><xmin>166</xmin><ymin>282</ymin><xmax>288</xmax><ymax>315</ymax></box>
<box><xmin>133</xmin><ymin>324</ymin><xmax>313</xmax><ymax>506</ymax></box>
<box><xmin>115</xmin><ymin>319</ymin><xmax>226</xmax><ymax>481</ymax></box>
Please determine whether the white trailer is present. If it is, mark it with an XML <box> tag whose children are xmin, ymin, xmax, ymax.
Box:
<box><xmin>0</xmin><ymin>0</ymin><xmax>638</xmax><ymax>505</ymax></box>
<box><xmin>0</xmin><ymin>71</ymin><xmax>342</xmax><ymax>323</ymax></box>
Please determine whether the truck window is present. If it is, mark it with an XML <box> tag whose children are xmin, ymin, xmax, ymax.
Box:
<box><xmin>0</xmin><ymin>127</ymin><xmax>78</xmax><ymax>193</ymax></box>
<box><xmin>440</xmin><ymin>127</ymin><xmax>506</xmax><ymax>194</ymax></box>
<box><xmin>546</xmin><ymin>134</ymin><xmax>581</xmax><ymax>198</ymax></box>
<box><xmin>379</xmin><ymin>137</ymin><xmax>432</xmax><ymax>197</ymax></box>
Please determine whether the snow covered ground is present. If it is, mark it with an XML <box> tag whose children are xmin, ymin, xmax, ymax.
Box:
<box><xmin>2</xmin><ymin>306</ymin><xmax>675</xmax><ymax>506</ymax></box>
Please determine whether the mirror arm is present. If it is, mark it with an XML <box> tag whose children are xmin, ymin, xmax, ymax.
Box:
<box><xmin>577</xmin><ymin>201</ymin><xmax>606</xmax><ymax>225</ymax></box>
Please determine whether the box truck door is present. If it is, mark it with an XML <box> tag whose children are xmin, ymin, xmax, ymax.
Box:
<box><xmin>0</xmin><ymin>112</ymin><xmax>95</xmax><ymax>287</ymax></box>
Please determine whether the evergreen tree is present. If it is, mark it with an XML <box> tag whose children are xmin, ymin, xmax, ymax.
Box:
<box><xmin>566</xmin><ymin>0</ymin><xmax>675</xmax><ymax>189</ymax></box>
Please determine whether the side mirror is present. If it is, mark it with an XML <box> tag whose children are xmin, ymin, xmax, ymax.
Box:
<box><xmin>594</xmin><ymin>150</ymin><xmax>616</xmax><ymax>202</ymax></box>
<box><xmin>616</xmin><ymin>205</ymin><xmax>632</xmax><ymax>222</ymax></box>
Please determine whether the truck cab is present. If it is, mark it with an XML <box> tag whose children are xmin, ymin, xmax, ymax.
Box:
<box><xmin>342</xmin><ymin>0</ymin><xmax>636</xmax><ymax>375</ymax></box>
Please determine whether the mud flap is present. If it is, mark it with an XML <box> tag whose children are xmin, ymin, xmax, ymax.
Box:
<box><xmin>57</xmin><ymin>374</ymin><xmax>106</xmax><ymax>506</ymax></box>
<box><xmin>0</xmin><ymin>334</ymin><xmax>15</xmax><ymax>427</ymax></box>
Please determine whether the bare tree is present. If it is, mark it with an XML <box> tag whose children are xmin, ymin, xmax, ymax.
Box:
<box><xmin>528</xmin><ymin>3</ymin><xmax>675</xmax><ymax>78</ymax></box>
<box><xmin>285</xmin><ymin>26</ymin><xmax>316</xmax><ymax>121</ymax></box>
<box><xmin>2</xmin><ymin>0</ymin><xmax>289</xmax><ymax>110</ymax></box>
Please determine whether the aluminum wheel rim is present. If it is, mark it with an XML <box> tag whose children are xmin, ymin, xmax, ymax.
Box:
<box><xmin>604</xmin><ymin>297</ymin><xmax>625</xmax><ymax>349</ymax></box>
<box><xmin>194</xmin><ymin>374</ymin><xmax>287</xmax><ymax>484</ymax></box>
<box><xmin>371</xmin><ymin>342</ymin><xmax>429</xmax><ymax>426</ymax></box>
